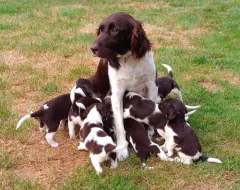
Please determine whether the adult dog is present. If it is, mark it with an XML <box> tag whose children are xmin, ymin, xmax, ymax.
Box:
<box><xmin>90</xmin><ymin>12</ymin><xmax>158</xmax><ymax>161</ymax></box>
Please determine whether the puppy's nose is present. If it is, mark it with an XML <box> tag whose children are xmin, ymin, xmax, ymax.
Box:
<box><xmin>90</xmin><ymin>44</ymin><xmax>99</xmax><ymax>54</ymax></box>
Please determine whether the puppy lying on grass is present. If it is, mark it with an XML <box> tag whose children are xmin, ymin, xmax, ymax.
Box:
<box><xmin>78</xmin><ymin>103</ymin><xmax>127</xmax><ymax>174</ymax></box>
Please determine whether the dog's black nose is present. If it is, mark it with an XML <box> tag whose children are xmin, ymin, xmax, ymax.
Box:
<box><xmin>90</xmin><ymin>44</ymin><xmax>99</xmax><ymax>54</ymax></box>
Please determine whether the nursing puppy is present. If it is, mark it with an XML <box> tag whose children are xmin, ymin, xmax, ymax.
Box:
<box><xmin>16</xmin><ymin>86</ymin><xmax>91</xmax><ymax>147</ymax></box>
<box><xmin>123</xmin><ymin>92</ymin><xmax>198</xmax><ymax>140</ymax></box>
<box><xmin>156</xmin><ymin>64</ymin><xmax>183</xmax><ymax>103</ymax></box>
<box><xmin>68</xmin><ymin>97</ymin><xmax>102</xmax><ymax>139</ymax></box>
<box><xmin>91</xmin><ymin>12</ymin><xmax>158</xmax><ymax>161</ymax></box>
<box><xmin>70</xmin><ymin>58</ymin><xmax>110</xmax><ymax>103</ymax></box>
<box><xmin>16</xmin><ymin>94</ymin><xmax>72</xmax><ymax>147</ymax></box>
<box><xmin>124</xmin><ymin>118</ymin><xmax>171</xmax><ymax>167</ymax></box>
<box><xmin>78</xmin><ymin>103</ymin><xmax>126</xmax><ymax>174</ymax></box>
<box><xmin>159</xmin><ymin>98</ymin><xmax>222</xmax><ymax>164</ymax></box>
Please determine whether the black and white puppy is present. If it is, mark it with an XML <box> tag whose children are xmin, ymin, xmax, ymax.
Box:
<box><xmin>70</xmin><ymin>58</ymin><xmax>110</xmax><ymax>103</ymax></box>
<box><xmin>124</xmin><ymin>118</ymin><xmax>171</xmax><ymax>168</ymax></box>
<box><xmin>159</xmin><ymin>98</ymin><xmax>222</xmax><ymax>164</ymax></box>
<box><xmin>68</xmin><ymin>97</ymin><xmax>102</xmax><ymax>139</ymax></box>
<box><xmin>78</xmin><ymin>103</ymin><xmax>127</xmax><ymax>174</ymax></box>
<box><xmin>123</xmin><ymin>92</ymin><xmax>198</xmax><ymax>140</ymax></box>
<box><xmin>16</xmin><ymin>94</ymin><xmax>72</xmax><ymax>147</ymax></box>
<box><xmin>91</xmin><ymin>12</ymin><xmax>158</xmax><ymax>161</ymax></box>
<box><xmin>156</xmin><ymin>64</ymin><xmax>182</xmax><ymax>103</ymax></box>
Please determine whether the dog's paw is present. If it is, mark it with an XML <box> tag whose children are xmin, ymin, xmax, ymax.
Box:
<box><xmin>166</xmin><ymin>152</ymin><xmax>173</xmax><ymax>157</ymax></box>
<box><xmin>39</xmin><ymin>127</ymin><xmax>45</xmax><ymax>133</ymax></box>
<box><xmin>78</xmin><ymin>142</ymin><xmax>87</xmax><ymax>150</ymax></box>
<box><xmin>96</xmin><ymin>168</ymin><xmax>103</xmax><ymax>175</ymax></box>
<box><xmin>173</xmin><ymin>157</ymin><xmax>181</xmax><ymax>163</ymax></box>
<box><xmin>69</xmin><ymin>134</ymin><xmax>76</xmax><ymax>140</ymax></box>
<box><xmin>50</xmin><ymin>142</ymin><xmax>59</xmax><ymax>148</ymax></box>
<box><xmin>117</xmin><ymin>148</ymin><xmax>129</xmax><ymax>161</ymax></box>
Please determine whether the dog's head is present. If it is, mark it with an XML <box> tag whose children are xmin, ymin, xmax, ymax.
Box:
<box><xmin>159</xmin><ymin>98</ymin><xmax>187</xmax><ymax>120</ymax></box>
<box><xmin>90</xmin><ymin>12</ymin><xmax>151</xmax><ymax>59</ymax></box>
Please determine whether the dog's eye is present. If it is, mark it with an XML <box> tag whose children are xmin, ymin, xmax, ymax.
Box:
<box><xmin>111</xmin><ymin>28</ymin><xmax>118</xmax><ymax>34</ymax></box>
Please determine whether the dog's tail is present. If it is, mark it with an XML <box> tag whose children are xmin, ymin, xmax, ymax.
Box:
<box><xmin>16</xmin><ymin>106</ymin><xmax>48</xmax><ymax>129</ymax></box>
<box><xmin>185</xmin><ymin>105</ymin><xmax>201</xmax><ymax>109</ymax></box>
<box><xmin>162</xmin><ymin>64</ymin><xmax>173</xmax><ymax>78</ymax></box>
<box><xmin>200</xmin><ymin>154</ymin><xmax>222</xmax><ymax>164</ymax></box>
<box><xmin>185</xmin><ymin>110</ymin><xmax>197</xmax><ymax>117</ymax></box>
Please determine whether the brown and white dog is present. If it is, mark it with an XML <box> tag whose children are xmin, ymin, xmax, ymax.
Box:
<box><xmin>78</xmin><ymin>103</ymin><xmax>126</xmax><ymax>174</ymax></box>
<box><xmin>124</xmin><ymin>118</ymin><xmax>171</xmax><ymax>168</ymax></box>
<box><xmin>123</xmin><ymin>92</ymin><xmax>199</xmax><ymax>140</ymax></box>
<box><xmin>68</xmin><ymin>97</ymin><xmax>102</xmax><ymax>139</ymax></box>
<box><xmin>16</xmin><ymin>94</ymin><xmax>72</xmax><ymax>147</ymax></box>
<box><xmin>90</xmin><ymin>12</ymin><xmax>158</xmax><ymax>161</ymax></box>
<box><xmin>70</xmin><ymin>59</ymin><xmax>110</xmax><ymax>104</ymax></box>
<box><xmin>156</xmin><ymin>64</ymin><xmax>183</xmax><ymax>103</ymax></box>
<box><xmin>159</xmin><ymin>99</ymin><xmax>222</xmax><ymax>164</ymax></box>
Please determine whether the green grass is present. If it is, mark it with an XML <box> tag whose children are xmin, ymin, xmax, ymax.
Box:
<box><xmin>0</xmin><ymin>0</ymin><xmax>240</xmax><ymax>189</ymax></box>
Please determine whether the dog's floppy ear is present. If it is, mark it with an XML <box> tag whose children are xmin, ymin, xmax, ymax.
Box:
<box><xmin>131</xmin><ymin>20</ymin><xmax>151</xmax><ymax>59</ymax></box>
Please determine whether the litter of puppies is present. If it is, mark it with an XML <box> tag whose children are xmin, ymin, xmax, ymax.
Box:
<box><xmin>16</xmin><ymin>63</ymin><xmax>222</xmax><ymax>174</ymax></box>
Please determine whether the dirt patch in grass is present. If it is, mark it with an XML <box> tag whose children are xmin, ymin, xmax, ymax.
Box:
<box><xmin>78</xmin><ymin>23</ymin><xmax>96</xmax><ymax>35</ymax></box>
<box><xmin>143</xmin><ymin>24</ymin><xmax>210</xmax><ymax>49</ymax></box>
<box><xmin>0</xmin><ymin>50</ymin><xmax>29</xmax><ymax>66</ymax></box>
<box><xmin>4</xmin><ymin>127</ymin><xmax>89</xmax><ymax>189</ymax></box>
<box><xmin>221</xmin><ymin>71</ymin><xmax>240</xmax><ymax>86</ymax></box>
<box><xmin>199</xmin><ymin>82</ymin><xmax>223</xmax><ymax>92</ymax></box>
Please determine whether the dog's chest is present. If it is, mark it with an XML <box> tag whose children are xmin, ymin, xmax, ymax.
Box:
<box><xmin>164</xmin><ymin>124</ymin><xmax>178</xmax><ymax>140</ymax></box>
<box><xmin>108</xmin><ymin>51</ymin><xmax>156</xmax><ymax>91</ymax></box>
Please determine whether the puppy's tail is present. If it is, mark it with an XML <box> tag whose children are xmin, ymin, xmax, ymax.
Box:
<box><xmin>185</xmin><ymin>105</ymin><xmax>201</xmax><ymax>109</ymax></box>
<box><xmin>16</xmin><ymin>107</ymin><xmax>48</xmax><ymax>129</ymax></box>
<box><xmin>185</xmin><ymin>110</ymin><xmax>197</xmax><ymax>117</ymax></box>
<box><xmin>162</xmin><ymin>64</ymin><xmax>173</xmax><ymax>78</ymax></box>
<box><xmin>201</xmin><ymin>154</ymin><xmax>222</xmax><ymax>164</ymax></box>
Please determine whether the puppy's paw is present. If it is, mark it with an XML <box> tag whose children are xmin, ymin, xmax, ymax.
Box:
<box><xmin>50</xmin><ymin>142</ymin><xmax>59</xmax><ymax>148</ymax></box>
<box><xmin>173</xmin><ymin>157</ymin><xmax>181</xmax><ymax>163</ymax></box>
<box><xmin>117</xmin><ymin>148</ymin><xmax>129</xmax><ymax>161</ymax></box>
<box><xmin>78</xmin><ymin>142</ymin><xmax>87</xmax><ymax>150</ymax></box>
<box><xmin>96</xmin><ymin>168</ymin><xmax>103</xmax><ymax>175</ymax></box>
<box><xmin>166</xmin><ymin>152</ymin><xmax>173</xmax><ymax>157</ymax></box>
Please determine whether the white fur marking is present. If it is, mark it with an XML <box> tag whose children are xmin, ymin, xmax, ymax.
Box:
<box><xmin>16</xmin><ymin>114</ymin><xmax>31</xmax><ymax>129</ymax></box>
<box><xmin>75</xmin><ymin>87</ymin><xmax>86</xmax><ymax>97</ymax></box>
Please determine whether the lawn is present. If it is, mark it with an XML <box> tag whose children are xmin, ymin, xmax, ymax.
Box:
<box><xmin>0</xmin><ymin>0</ymin><xmax>240</xmax><ymax>189</ymax></box>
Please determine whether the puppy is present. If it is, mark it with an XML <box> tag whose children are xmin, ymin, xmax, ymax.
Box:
<box><xmin>156</xmin><ymin>64</ymin><xmax>183</xmax><ymax>103</ymax></box>
<box><xmin>123</xmin><ymin>92</ymin><xmax>198</xmax><ymax>140</ymax></box>
<box><xmin>68</xmin><ymin>97</ymin><xmax>102</xmax><ymax>139</ymax></box>
<box><xmin>16</xmin><ymin>94</ymin><xmax>72</xmax><ymax>147</ymax></box>
<box><xmin>159</xmin><ymin>98</ymin><xmax>222</xmax><ymax>164</ymax></box>
<box><xmin>78</xmin><ymin>103</ymin><xmax>127</xmax><ymax>174</ymax></box>
<box><xmin>91</xmin><ymin>12</ymin><xmax>158</xmax><ymax>161</ymax></box>
<box><xmin>124</xmin><ymin>118</ymin><xmax>171</xmax><ymax>168</ymax></box>
<box><xmin>16</xmin><ymin>87</ymin><xmax>91</xmax><ymax>147</ymax></box>
<box><xmin>70</xmin><ymin>58</ymin><xmax>110</xmax><ymax>103</ymax></box>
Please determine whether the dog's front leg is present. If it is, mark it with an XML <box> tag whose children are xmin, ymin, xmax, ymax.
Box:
<box><xmin>111</xmin><ymin>90</ymin><xmax>128</xmax><ymax>161</ymax></box>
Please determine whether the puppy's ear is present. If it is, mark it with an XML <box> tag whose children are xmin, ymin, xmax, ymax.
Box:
<box><xmin>131</xmin><ymin>20</ymin><xmax>151</xmax><ymax>59</ymax></box>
